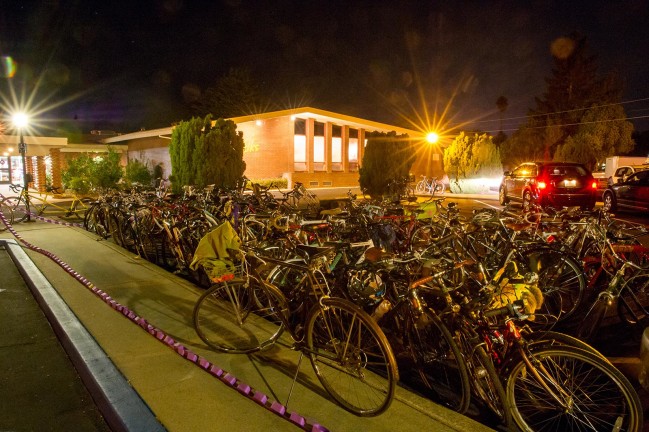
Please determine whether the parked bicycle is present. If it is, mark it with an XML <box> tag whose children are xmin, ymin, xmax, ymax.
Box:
<box><xmin>0</xmin><ymin>184</ymin><xmax>92</xmax><ymax>223</ymax></box>
<box><xmin>193</xmin><ymin>243</ymin><xmax>398</xmax><ymax>416</ymax></box>
<box><xmin>415</xmin><ymin>175</ymin><xmax>445</xmax><ymax>196</ymax></box>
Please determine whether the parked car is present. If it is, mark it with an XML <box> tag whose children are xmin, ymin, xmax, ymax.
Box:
<box><xmin>499</xmin><ymin>162</ymin><xmax>598</xmax><ymax>211</ymax></box>
<box><xmin>602</xmin><ymin>169</ymin><xmax>649</xmax><ymax>212</ymax></box>
<box><xmin>609</xmin><ymin>164</ymin><xmax>649</xmax><ymax>186</ymax></box>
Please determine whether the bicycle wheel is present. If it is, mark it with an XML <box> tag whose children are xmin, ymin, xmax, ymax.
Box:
<box><xmin>0</xmin><ymin>198</ymin><xmax>14</xmax><ymax>229</ymax></box>
<box><xmin>193</xmin><ymin>277</ymin><xmax>287</xmax><ymax>354</ymax></box>
<box><xmin>454</xmin><ymin>319</ymin><xmax>512</xmax><ymax>426</ymax></box>
<box><xmin>409</xmin><ymin>224</ymin><xmax>436</xmax><ymax>251</ymax></box>
<box><xmin>92</xmin><ymin>206</ymin><xmax>113</xmax><ymax>239</ymax></box>
<box><xmin>408</xmin><ymin>310</ymin><xmax>471</xmax><ymax>414</ymax></box>
<box><xmin>524</xmin><ymin>330</ymin><xmax>609</xmax><ymax>362</ymax></box>
<box><xmin>305</xmin><ymin>297</ymin><xmax>398</xmax><ymax>416</ymax></box>
<box><xmin>521</xmin><ymin>247</ymin><xmax>586</xmax><ymax>323</ymax></box>
<box><xmin>2</xmin><ymin>196</ymin><xmax>28</xmax><ymax>223</ymax></box>
<box><xmin>505</xmin><ymin>346</ymin><xmax>643</xmax><ymax>432</ymax></box>
<box><xmin>617</xmin><ymin>278</ymin><xmax>649</xmax><ymax>325</ymax></box>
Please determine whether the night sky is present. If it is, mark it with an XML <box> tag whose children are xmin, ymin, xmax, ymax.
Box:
<box><xmin>1</xmin><ymin>0</ymin><xmax>648</xmax><ymax>135</ymax></box>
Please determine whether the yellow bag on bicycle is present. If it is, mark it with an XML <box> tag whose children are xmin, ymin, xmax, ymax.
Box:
<box><xmin>190</xmin><ymin>221</ymin><xmax>242</xmax><ymax>281</ymax></box>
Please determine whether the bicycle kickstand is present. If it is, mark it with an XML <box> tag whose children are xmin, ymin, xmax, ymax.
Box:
<box><xmin>284</xmin><ymin>351</ymin><xmax>304</xmax><ymax>410</ymax></box>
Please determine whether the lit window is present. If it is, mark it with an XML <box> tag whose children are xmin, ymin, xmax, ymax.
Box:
<box><xmin>349</xmin><ymin>139</ymin><xmax>358</xmax><ymax>162</ymax></box>
<box><xmin>349</xmin><ymin>138</ymin><xmax>359</xmax><ymax>171</ymax></box>
<box><xmin>313</xmin><ymin>121</ymin><xmax>325</xmax><ymax>171</ymax></box>
<box><xmin>314</xmin><ymin>136</ymin><xmax>325</xmax><ymax>163</ymax></box>
<box><xmin>294</xmin><ymin>134</ymin><xmax>306</xmax><ymax>171</ymax></box>
<box><xmin>332</xmin><ymin>137</ymin><xmax>342</xmax><ymax>163</ymax></box>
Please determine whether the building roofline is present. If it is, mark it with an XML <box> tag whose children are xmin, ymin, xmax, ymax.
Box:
<box><xmin>101</xmin><ymin>107</ymin><xmax>423</xmax><ymax>144</ymax></box>
<box><xmin>230</xmin><ymin>107</ymin><xmax>421</xmax><ymax>136</ymax></box>
<box><xmin>102</xmin><ymin>126</ymin><xmax>173</xmax><ymax>144</ymax></box>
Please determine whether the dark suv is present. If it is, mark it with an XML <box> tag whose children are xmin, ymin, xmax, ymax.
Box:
<box><xmin>499</xmin><ymin>162</ymin><xmax>598</xmax><ymax>211</ymax></box>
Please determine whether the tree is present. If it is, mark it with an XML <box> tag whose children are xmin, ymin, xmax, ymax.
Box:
<box><xmin>91</xmin><ymin>148</ymin><xmax>123</xmax><ymax>189</ymax></box>
<box><xmin>61</xmin><ymin>147</ymin><xmax>123</xmax><ymax>193</ymax></box>
<box><xmin>501</xmin><ymin>34</ymin><xmax>633</xmax><ymax>167</ymax></box>
<box><xmin>358</xmin><ymin>131</ymin><xmax>415</xmax><ymax>197</ymax></box>
<box><xmin>553</xmin><ymin>104</ymin><xmax>634</xmax><ymax>170</ymax></box>
<box><xmin>169</xmin><ymin>115</ymin><xmax>246</xmax><ymax>193</ymax></box>
<box><xmin>124</xmin><ymin>159</ymin><xmax>153</xmax><ymax>187</ymax></box>
<box><xmin>443</xmin><ymin>132</ymin><xmax>502</xmax><ymax>186</ymax></box>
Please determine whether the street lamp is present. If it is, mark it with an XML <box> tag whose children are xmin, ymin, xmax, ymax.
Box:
<box><xmin>426</xmin><ymin>132</ymin><xmax>439</xmax><ymax>144</ymax></box>
<box><xmin>12</xmin><ymin>112</ymin><xmax>31</xmax><ymax>221</ymax></box>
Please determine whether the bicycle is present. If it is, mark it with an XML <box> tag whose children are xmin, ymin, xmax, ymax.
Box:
<box><xmin>193</xmin><ymin>243</ymin><xmax>399</xmax><ymax>416</ymax></box>
<box><xmin>425</xmin><ymin>254</ymin><xmax>643</xmax><ymax>431</ymax></box>
<box><xmin>0</xmin><ymin>184</ymin><xmax>92</xmax><ymax>222</ymax></box>
<box><xmin>415</xmin><ymin>175</ymin><xmax>445</xmax><ymax>195</ymax></box>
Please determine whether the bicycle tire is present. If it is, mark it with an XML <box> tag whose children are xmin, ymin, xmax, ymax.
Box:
<box><xmin>524</xmin><ymin>329</ymin><xmax>609</xmax><ymax>362</ymax></box>
<box><xmin>505</xmin><ymin>345</ymin><xmax>643</xmax><ymax>432</ymax></box>
<box><xmin>2</xmin><ymin>196</ymin><xmax>28</xmax><ymax>223</ymax></box>
<box><xmin>520</xmin><ymin>247</ymin><xmax>586</xmax><ymax>323</ymax></box>
<box><xmin>617</xmin><ymin>279</ymin><xmax>649</xmax><ymax>325</ymax></box>
<box><xmin>454</xmin><ymin>318</ymin><xmax>512</xmax><ymax>427</ymax></box>
<box><xmin>193</xmin><ymin>277</ymin><xmax>287</xmax><ymax>354</ymax></box>
<box><xmin>0</xmin><ymin>198</ymin><xmax>14</xmax><ymax>229</ymax></box>
<box><xmin>107</xmin><ymin>211</ymin><xmax>125</xmax><ymax>247</ymax></box>
<box><xmin>93</xmin><ymin>206</ymin><xmax>113</xmax><ymax>239</ymax></box>
<box><xmin>305</xmin><ymin>297</ymin><xmax>398</xmax><ymax>416</ymax></box>
<box><xmin>408</xmin><ymin>310</ymin><xmax>471</xmax><ymax>414</ymax></box>
<box><xmin>83</xmin><ymin>203</ymin><xmax>99</xmax><ymax>232</ymax></box>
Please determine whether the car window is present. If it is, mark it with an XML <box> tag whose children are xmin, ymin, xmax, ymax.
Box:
<box><xmin>615</xmin><ymin>167</ymin><xmax>631</xmax><ymax>176</ymax></box>
<box><xmin>629</xmin><ymin>170</ymin><xmax>649</xmax><ymax>184</ymax></box>
<box><xmin>545</xmin><ymin>165</ymin><xmax>587</xmax><ymax>177</ymax></box>
<box><xmin>513</xmin><ymin>165</ymin><xmax>533</xmax><ymax>177</ymax></box>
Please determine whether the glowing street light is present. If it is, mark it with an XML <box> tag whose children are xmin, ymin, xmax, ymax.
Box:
<box><xmin>426</xmin><ymin>132</ymin><xmax>439</xmax><ymax>144</ymax></box>
<box><xmin>12</xmin><ymin>112</ymin><xmax>31</xmax><ymax>221</ymax></box>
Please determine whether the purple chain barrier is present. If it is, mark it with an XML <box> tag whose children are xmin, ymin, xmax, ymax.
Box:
<box><xmin>0</xmin><ymin>207</ymin><xmax>328</xmax><ymax>432</ymax></box>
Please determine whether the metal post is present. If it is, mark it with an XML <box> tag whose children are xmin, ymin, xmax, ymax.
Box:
<box><xmin>18</xmin><ymin>132</ymin><xmax>31</xmax><ymax>221</ymax></box>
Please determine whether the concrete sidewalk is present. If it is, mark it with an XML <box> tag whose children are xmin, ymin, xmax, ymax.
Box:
<box><xmin>0</xmin><ymin>220</ymin><xmax>495</xmax><ymax>432</ymax></box>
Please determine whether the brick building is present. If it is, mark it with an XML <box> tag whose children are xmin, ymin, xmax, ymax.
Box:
<box><xmin>103</xmin><ymin>107</ymin><xmax>445</xmax><ymax>189</ymax></box>
<box><xmin>0</xmin><ymin>134</ymin><xmax>126</xmax><ymax>192</ymax></box>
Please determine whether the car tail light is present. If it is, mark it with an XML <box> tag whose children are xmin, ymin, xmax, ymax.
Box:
<box><xmin>537</xmin><ymin>180</ymin><xmax>547</xmax><ymax>190</ymax></box>
<box><xmin>591</xmin><ymin>181</ymin><xmax>598</xmax><ymax>190</ymax></box>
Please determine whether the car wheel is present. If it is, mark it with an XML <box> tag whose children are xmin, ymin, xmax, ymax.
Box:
<box><xmin>603</xmin><ymin>191</ymin><xmax>617</xmax><ymax>212</ymax></box>
<box><xmin>499</xmin><ymin>185</ymin><xmax>509</xmax><ymax>205</ymax></box>
<box><xmin>522</xmin><ymin>190</ymin><xmax>533</xmax><ymax>212</ymax></box>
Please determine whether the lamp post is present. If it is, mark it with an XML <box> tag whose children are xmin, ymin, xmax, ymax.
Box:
<box><xmin>12</xmin><ymin>113</ymin><xmax>31</xmax><ymax>221</ymax></box>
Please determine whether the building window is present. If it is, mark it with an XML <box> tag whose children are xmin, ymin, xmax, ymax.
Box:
<box><xmin>294</xmin><ymin>131</ymin><xmax>306</xmax><ymax>172</ymax></box>
<box><xmin>348</xmin><ymin>132</ymin><xmax>359</xmax><ymax>171</ymax></box>
<box><xmin>313</xmin><ymin>121</ymin><xmax>325</xmax><ymax>171</ymax></box>
<box><xmin>294</xmin><ymin>118</ymin><xmax>306</xmax><ymax>134</ymax></box>
<box><xmin>331</xmin><ymin>124</ymin><xmax>342</xmax><ymax>171</ymax></box>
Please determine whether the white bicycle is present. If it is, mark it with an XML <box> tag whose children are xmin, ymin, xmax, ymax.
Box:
<box><xmin>415</xmin><ymin>175</ymin><xmax>445</xmax><ymax>195</ymax></box>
